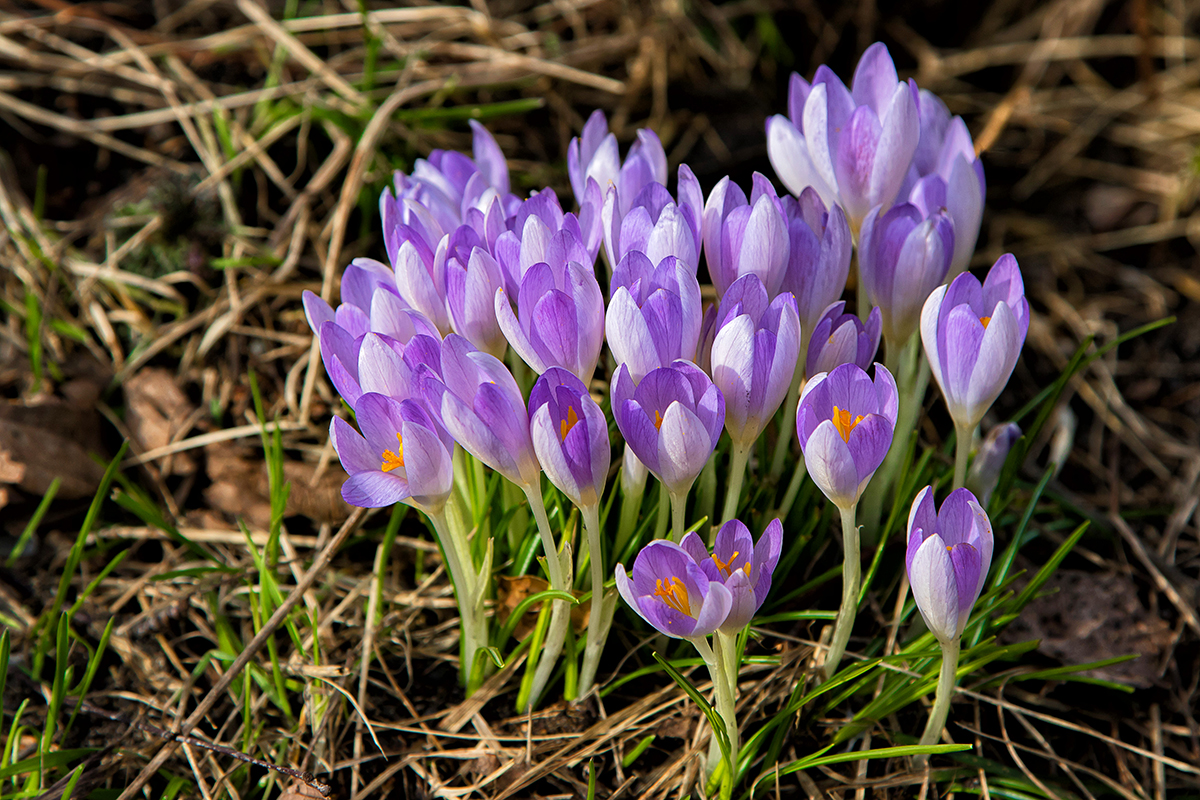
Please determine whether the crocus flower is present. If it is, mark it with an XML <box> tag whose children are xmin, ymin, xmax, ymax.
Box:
<box><xmin>421</xmin><ymin>334</ymin><xmax>541</xmax><ymax>488</ymax></box>
<box><xmin>494</xmin><ymin>248</ymin><xmax>605</xmax><ymax>382</ymax></box>
<box><xmin>905</xmin><ymin>486</ymin><xmax>994</xmax><ymax>642</ymax></box>
<box><xmin>493</xmin><ymin>190</ymin><xmax>599</xmax><ymax>295</ymax></box>
<box><xmin>766</xmin><ymin>43</ymin><xmax>919</xmax><ymax>232</ymax></box>
<box><xmin>904</xmin><ymin>91</ymin><xmax>985</xmax><ymax>279</ymax></box>
<box><xmin>779</xmin><ymin>189</ymin><xmax>853</xmax><ymax>340</ymax></box>
<box><xmin>615</xmin><ymin>540</ymin><xmax>733</xmax><ymax>638</ymax></box>
<box><xmin>601</xmin><ymin>168</ymin><xmax>704</xmax><ymax>271</ymax></box>
<box><xmin>966</xmin><ymin>422</ymin><xmax>1022</xmax><ymax>505</ymax></box>
<box><xmin>606</xmin><ymin>251</ymin><xmax>703</xmax><ymax>385</ymax></box>
<box><xmin>920</xmin><ymin>254</ymin><xmax>1030</xmax><ymax>431</ymax></box>
<box><xmin>329</xmin><ymin>393</ymin><xmax>454</xmax><ymax>514</ymax></box>
<box><xmin>702</xmin><ymin>173</ymin><xmax>790</xmax><ymax>299</ymax></box>
<box><xmin>806</xmin><ymin>301</ymin><xmax>882</xmax><ymax>377</ymax></box>
<box><xmin>709</xmin><ymin>275</ymin><xmax>801</xmax><ymax>447</ymax></box>
<box><xmin>681</xmin><ymin>518</ymin><xmax>783</xmax><ymax>633</ymax></box>
<box><xmin>796</xmin><ymin>362</ymin><xmax>898</xmax><ymax>510</ymax></box>
<box><xmin>444</xmin><ymin>239</ymin><xmax>508</xmax><ymax>359</ymax></box>
<box><xmin>611</xmin><ymin>360</ymin><xmax>725</xmax><ymax>498</ymax></box>
<box><xmin>529</xmin><ymin>368</ymin><xmax>611</xmax><ymax>509</ymax></box>
<box><xmin>858</xmin><ymin>202</ymin><xmax>954</xmax><ymax>348</ymax></box>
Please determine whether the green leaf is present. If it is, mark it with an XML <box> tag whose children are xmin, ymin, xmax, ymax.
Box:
<box><xmin>652</xmin><ymin>651</ymin><xmax>730</xmax><ymax>768</ymax></box>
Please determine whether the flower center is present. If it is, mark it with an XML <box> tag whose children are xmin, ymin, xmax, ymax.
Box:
<box><xmin>979</xmin><ymin>315</ymin><xmax>991</xmax><ymax>328</ymax></box>
<box><xmin>653</xmin><ymin>576</ymin><xmax>692</xmax><ymax>617</ymax></box>
<box><xmin>559</xmin><ymin>405</ymin><xmax>580</xmax><ymax>441</ymax></box>
<box><xmin>712</xmin><ymin>551</ymin><xmax>751</xmax><ymax>579</ymax></box>
<box><xmin>654</xmin><ymin>409</ymin><xmax>664</xmax><ymax>429</ymax></box>
<box><xmin>380</xmin><ymin>432</ymin><xmax>405</xmax><ymax>473</ymax></box>
<box><xmin>832</xmin><ymin>406</ymin><xmax>865</xmax><ymax>442</ymax></box>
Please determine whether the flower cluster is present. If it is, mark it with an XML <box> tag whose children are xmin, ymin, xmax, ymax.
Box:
<box><xmin>299</xmin><ymin>46</ymin><xmax>1030</xmax><ymax>765</ymax></box>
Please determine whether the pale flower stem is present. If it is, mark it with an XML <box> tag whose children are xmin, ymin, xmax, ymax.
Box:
<box><xmin>693</xmin><ymin>635</ymin><xmax>738</xmax><ymax>778</ymax></box>
<box><xmin>914</xmin><ymin>637</ymin><xmax>960</xmax><ymax>769</ymax></box>
<box><xmin>669</xmin><ymin>489</ymin><xmax>687</xmax><ymax>544</ymax></box>
<box><xmin>953</xmin><ymin>422</ymin><xmax>976</xmax><ymax>490</ymax></box>
<box><xmin>615</xmin><ymin>456</ymin><xmax>648</xmax><ymax>558</ymax></box>
<box><xmin>521</xmin><ymin>482</ymin><xmax>571</xmax><ymax>709</ymax></box>
<box><xmin>718</xmin><ymin>443</ymin><xmax>750</xmax><ymax>535</ymax></box>
<box><xmin>428</xmin><ymin>508</ymin><xmax>487</xmax><ymax>690</ymax></box>
<box><xmin>860</xmin><ymin>331</ymin><xmax>923</xmax><ymax>540</ymax></box>
<box><xmin>577</xmin><ymin>503</ymin><xmax>611</xmax><ymax>698</ymax></box>
<box><xmin>823</xmin><ymin>502</ymin><xmax>861</xmax><ymax>680</ymax></box>
<box><xmin>654</xmin><ymin>484</ymin><xmax>670</xmax><ymax>540</ymax></box>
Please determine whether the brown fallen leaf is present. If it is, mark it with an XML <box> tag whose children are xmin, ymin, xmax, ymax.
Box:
<box><xmin>203</xmin><ymin>442</ymin><xmax>349</xmax><ymax>528</ymax></box>
<box><xmin>124</xmin><ymin>367</ymin><xmax>198</xmax><ymax>475</ymax></box>
<box><xmin>0</xmin><ymin>399</ymin><xmax>107</xmax><ymax>500</ymax></box>
<box><xmin>1002</xmin><ymin>568</ymin><xmax>1173</xmax><ymax>688</ymax></box>
<box><xmin>495</xmin><ymin>574</ymin><xmax>589</xmax><ymax>641</ymax></box>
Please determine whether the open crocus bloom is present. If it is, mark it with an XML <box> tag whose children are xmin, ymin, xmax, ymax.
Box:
<box><xmin>615</xmin><ymin>540</ymin><xmax>733</xmax><ymax>638</ymax></box>
<box><xmin>766</xmin><ymin>43</ymin><xmax>919</xmax><ymax>232</ymax></box>
<box><xmin>921</xmin><ymin>253</ymin><xmax>1030</xmax><ymax>431</ymax></box>
<box><xmin>796</xmin><ymin>362</ymin><xmax>898</xmax><ymax>510</ymax></box>
<box><xmin>905</xmin><ymin>486</ymin><xmax>994</xmax><ymax>643</ymax></box>
<box><xmin>330</xmin><ymin>393</ymin><xmax>455</xmax><ymax>514</ymax></box>
<box><xmin>611</xmin><ymin>360</ymin><xmax>725</xmax><ymax>498</ymax></box>
<box><xmin>681</xmin><ymin>518</ymin><xmax>782</xmax><ymax>633</ymax></box>
<box><xmin>528</xmin><ymin>368</ymin><xmax>610</xmax><ymax>510</ymax></box>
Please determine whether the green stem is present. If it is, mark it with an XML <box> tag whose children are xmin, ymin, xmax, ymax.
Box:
<box><xmin>693</xmin><ymin>636</ymin><xmax>738</xmax><ymax>779</ymax></box>
<box><xmin>914</xmin><ymin>637</ymin><xmax>960</xmax><ymax>769</ymax></box>
<box><xmin>769</xmin><ymin>364</ymin><xmax>804</xmax><ymax>480</ymax></box>
<box><xmin>775</xmin><ymin>453</ymin><xmax>808</xmax><ymax>523</ymax></box>
<box><xmin>520</xmin><ymin>482</ymin><xmax>571</xmax><ymax>709</ymax></box>
<box><xmin>428</xmin><ymin>509</ymin><xmax>487</xmax><ymax>690</ymax></box>
<box><xmin>954</xmin><ymin>422</ymin><xmax>975</xmax><ymax>491</ymax></box>
<box><xmin>822</xmin><ymin>501</ymin><xmax>860</xmax><ymax>680</ymax></box>
<box><xmin>719</xmin><ymin>442</ymin><xmax>750</xmax><ymax>534</ymax></box>
<box><xmin>654</xmin><ymin>483</ymin><xmax>670</xmax><ymax>540</ymax></box>
<box><xmin>669</xmin><ymin>488</ymin><xmax>687</xmax><ymax>544</ymax></box>
<box><xmin>615</xmin><ymin>445</ymin><xmax>648</xmax><ymax>558</ymax></box>
<box><xmin>577</xmin><ymin>504</ymin><xmax>614</xmax><ymax>698</ymax></box>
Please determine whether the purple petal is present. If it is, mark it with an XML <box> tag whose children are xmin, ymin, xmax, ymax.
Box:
<box><xmin>908</xmin><ymin>533</ymin><xmax>959</xmax><ymax>642</ymax></box>
<box><xmin>342</xmin><ymin>471</ymin><xmax>411</xmax><ymax>508</ymax></box>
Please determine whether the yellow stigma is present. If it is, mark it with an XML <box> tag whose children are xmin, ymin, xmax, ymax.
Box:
<box><xmin>712</xmin><ymin>551</ymin><xmax>741</xmax><ymax>578</ymax></box>
<box><xmin>559</xmin><ymin>405</ymin><xmax>580</xmax><ymax>441</ymax></box>
<box><xmin>654</xmin><ymin>409</ymin><xmax>664</xmax><ymax>429</ymax></box>
<box><xmin>380</xmin><ymin>432</ymin><xmax>405</xmax><ymax>473</ymax></box>
<box><xmin>653</xmin><ymin>576</ymin><xmax>692</xmax><ymax>617</ymax></box>
<box><xmin>980</xmin><ymin>315</ymin><xmax>991</xmax><ymax>328</ymax></box>
<box><xmin>832</xmin><ymin>406</ymin><xmax>865</xmax><ymax>442</ymax></box>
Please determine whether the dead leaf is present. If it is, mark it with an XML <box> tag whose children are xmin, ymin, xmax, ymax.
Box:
<box><xmin>203</xmin><ymin>442</ymin><xmax>349</xmax><ymax>528</ymax></box>
<box><xmin>496</xmin><ymin>575</ymin><xmax>589</xmax><ymax>641</ymax></box>
<box><xmin>124</xmin><ymin>368</ymin><xmax>197</xmax><ymax>475</ymax></box>
<box><xmin>0</xmin><ymin>399</ymin><xmax>107</xmax><ymax>500</ymax></box>
<box><xmin>1002</xmin><ymin>569</ymin><xmax>1173</xmax><ymax>688</ymax></box>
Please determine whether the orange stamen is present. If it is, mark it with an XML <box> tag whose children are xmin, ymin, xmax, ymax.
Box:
<box><xmin>654</xmin><ymin>410</ymin><xmax>664</xmax><ymax>429</ymax></box>
<box><xmin>560</xmin><ymin>405</ymin><xmax>579</xmax><ymax>441</ymax></box>
<box><xmin>380</xmin><ymin>432</ymin><xmax>405</xmax><ymax>473</ymax></box>
<box><xmin>653</xmin><ymin>577</ymin><xmax>692</xmax><ymax>617</ymax></box>
<box><xmin>979</xmin><ymin>315</ymin><xmax>991</xmax><ymax>328</ymax></box>
<box><xmin>712</xmin><ymin>551</ymin><xmax>741</xmax><ymax>578</ymax></box>
<box><xmin>832</xmin><ymin>406</ymin><xmax>865</xmax><ymax>442</ymax></box>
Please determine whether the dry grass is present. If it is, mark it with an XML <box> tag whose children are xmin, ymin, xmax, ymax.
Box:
<box><xmin>0</xmin><ymin>0</ymin><xmax>1198</xmax><ymax>798</ymax></box>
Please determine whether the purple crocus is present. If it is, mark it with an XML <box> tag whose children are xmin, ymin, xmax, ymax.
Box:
<box><xmin>766</xmin><ymin>43</ymin><xmax>919</xmax><ymax>232</ymax></box>
<box><xmin>681</xmin><ymin>518</ymin><xmax>783</xmax><ymax>633</ymax></box>
<box><xmin>329</xmin><ymin>393</ymin><xmax>454</xmax><ymax>514</ymax></box>
<box><xmin>611</xmin><ymin>360</ymin><xmax>725</xmax><ymax>498</ymax></box>
<box><xmin>570</xmin><ymin>112</ymin><xmax>668</xmax><ymax>214</ymax></box>
<box><xmin>709</xmin><ymin>275</ymin><xmax>801</xmax><ymax>447</ymax></box>
<box><xmin>905</xmin><ymin>486</ymin><xmax>994</xmax><ymax>643</ymax></box>
<box><xmin>920</xmin><ymin>254</ymin><xmax>1030</xmax><ymax>431</ymax></box>
<box><xmin>806</xmin><ymin>301</ymin><xmax>882</xmax><ymax>377</ymax></box>
<box><xmin>601</xmin><ymin>168</ymin><xmax>704</xmax><ymax>272</ymax></box>
<box><xmin>529</xmin><ymin>368</ymin><xmax>611</xmax><ymax>510</ymax></box>
<box><xmin>702</xmin><ymin>173</ymin><xmax>790</xmax><ymax>299</ymax></box>
<box><xmin>904</xmin><ymin>91</ymin><xmax>985</xmax><ymax>279</ymax></box>
<box><xmin>615</xmin><ymin>540</ymin><xmax>733</xmax><ymax>638</ymax></box>
<box><xmin>606</xmin><ymin>252</ymin><xmax>703</xmax><ymax>385</ymax></box>
<box><xmin>858</xmin><ymin>202</ymin><xmax>954</xmax><ymax>349</ymax></box>
<box><xmin>796</xmin><ymin>362</ymin><xmax>898</xmax><ymax>510</ymax></box>
<box><xmin>779</xmin><ymin>189</ymin><xmax>853</xmax><ymax>341</ymax></box>
<box><xmin>442</xmin><ymin>226</ymin><xmax>508</xmax><ymax>358</ymax></box>
<box><xmin>421</xmin><ymin>334</ymin><xmax>541</xmax><ymax>488</ymax></box>
<box><xmin>493</xmin><ymin>190</ymin><xmax>599</xmax><ymax>295</ymax></box>
<box><xmin>494</xmin><ymin>246</ymin><xmax>605</xmax><ymax>382</ymax></box>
